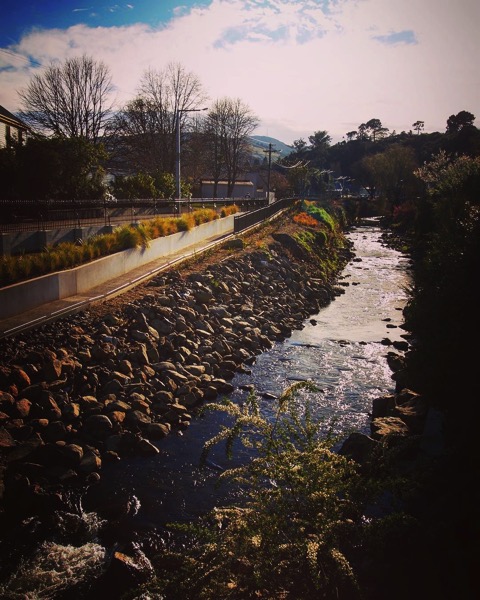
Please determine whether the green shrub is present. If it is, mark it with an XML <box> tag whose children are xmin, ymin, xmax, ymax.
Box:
<box><xmin>80</xmin><ymin>243</ymin><xmax>96</xmax><ymax>263</ymax></box>
<box><xmin>176</xmin><ymin>216</ymin><xmax>193</xmax><ymax>232</ymax></box>
<box><xmin>90</xmin><ymin>233</ymin><xmax>118</xmax><ymax>256</ymax></box>
<box><xmin>305</xmin><ymin>204</ymin><xmax>336</xmax><ymax>231</ymax></box>
<box><xmin>140</xmin><ymin>383</ymin><xmax>365</xmax><ymax>599</ymax></box>
<box><xmin>114</xmin><ymin>224</ymin><xmax>149</xmax><ymax>250</ymax></box>
<box><xmin>0</xmin><ymin>256</ymin><xmax>20</xmax><ymax>286</ymax></box>
<box><xmin>294</xmin><ymin>229</ymin><xmax>317</xmax><ymax>253</ymax></box>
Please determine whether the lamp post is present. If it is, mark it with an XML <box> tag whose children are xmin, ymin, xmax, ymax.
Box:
<box><xmin>175</xmin><ymin>107</ymin><xmax>208</xmax><ymax>213</ymax></box>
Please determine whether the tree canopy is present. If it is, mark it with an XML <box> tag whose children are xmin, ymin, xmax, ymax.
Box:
<box><xmin>0</xmin><ymin>137</ymin><xmax>107</xmax><ymax>200</ymax></box>
<box><xmin>446</xmin><ymin>110</ymin><xmax>475</xmax><ymax>134</ymax></box>
<box><xmin>204</xmin><ymin>97</ymin><xmax>259</xmax><ymax>196</ymax></box>
<box><xmin>108</xmin><ymin>62</ymin><xmax>208</xmax><ymax>176</ymax></box>
<box><xmin>19</xmin><ymin>54</ymin><xmax>113</xmax><ymax>143</ymax></box>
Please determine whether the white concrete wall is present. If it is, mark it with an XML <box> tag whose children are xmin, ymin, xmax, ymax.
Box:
<box><xmin>0</xmin><ymin>215</ymin><xmax>234</xmax><ymax>320</ymax></box>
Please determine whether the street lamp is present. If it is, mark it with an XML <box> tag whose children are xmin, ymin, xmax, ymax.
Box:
<box><xmin>175</xmin><ymin>107</ymin><xmax>208</xmax><ymax>212</ymax></box>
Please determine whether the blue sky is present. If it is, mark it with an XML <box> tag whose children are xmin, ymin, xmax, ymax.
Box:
<box><xmin>1</xmin><ymin>0</ymin><xmax>478</xmax><ymax>144</ymax></box>
<box><xmin>0</xmin><ymin>1</ymin><xmax>183</xmax><ymax>45</ymax></box>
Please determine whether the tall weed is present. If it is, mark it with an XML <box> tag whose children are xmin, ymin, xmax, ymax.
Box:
<box><xmin>140</xmin><ymin>383</ymin><xmax>366</xmax><ymax>600</ymax></box>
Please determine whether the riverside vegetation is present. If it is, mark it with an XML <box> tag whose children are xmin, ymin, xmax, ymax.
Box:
<box><xmin>0</xmin><ymin>177</ymin><xmax>478</xmax><ymax>599</ymax></box>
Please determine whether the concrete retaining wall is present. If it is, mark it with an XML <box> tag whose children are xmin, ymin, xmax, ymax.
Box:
<box><xmin>0</xmin><ymin>216</ymin><xmax>234</xmax><ymax>320</ymax></box>
<box><xmin>0</xmin><ymin>225</ymin><xmax>117</xmax><ymax>256</ymax></box>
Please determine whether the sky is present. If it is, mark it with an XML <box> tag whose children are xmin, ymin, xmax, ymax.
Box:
<box><xmin>0</xmin><ymin>0</ymin><xmax>478</xmax><ymax>145</ymax></box>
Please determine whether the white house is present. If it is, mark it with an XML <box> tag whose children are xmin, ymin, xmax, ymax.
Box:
<box><xmin>200</xmin><ymin>171</ymin><xmax>275</xmax><ymax>200</ymax></box>
<box><xmin>0</xmin><ymin>105</ymin><xmax>29</xmax><ymax>148</ymax></box>
<box><xmin>200</xmin><ymin>179</ymin><xmax>256</xmax><ymax>199</ymax></box>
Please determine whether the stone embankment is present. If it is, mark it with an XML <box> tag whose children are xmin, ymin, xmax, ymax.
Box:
<box><xmin>0</xmin><ymin>229</ymin><xmax>353</xmax><ymax>521</ymax></box>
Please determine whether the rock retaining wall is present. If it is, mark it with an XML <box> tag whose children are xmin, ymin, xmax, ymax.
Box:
<box><xmin>0</xmin><ymin>233</ymin><xmax>353</xmax><ymax>520</ymax></box>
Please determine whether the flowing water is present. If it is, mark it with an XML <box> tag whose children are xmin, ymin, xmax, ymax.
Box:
<box><xmin>0</xmin><ymin>218</ymin><xmax>412</xmax><ymax>598</ymax></box>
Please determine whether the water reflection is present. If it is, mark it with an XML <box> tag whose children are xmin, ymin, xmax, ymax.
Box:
<box><xmin>96</xmin><ymin>221</ymin><xmax>411</xmax><ymax>528</ymax></box>
<box><xmin>230</xmin><ymin>221</ymin><xmax>411</xmax><ymax>438</ymax></box>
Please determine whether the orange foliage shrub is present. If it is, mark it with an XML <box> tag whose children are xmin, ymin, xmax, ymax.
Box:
<box><xmin>293</xmin><ymin>212</ymin><xmax>318</xmax><ymax>227</ymax></box>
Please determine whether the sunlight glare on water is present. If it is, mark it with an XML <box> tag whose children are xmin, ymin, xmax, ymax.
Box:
<box><xmin>231</xmin><ymin>220</ymin><xmax>412</xmax><ymax>437</ymax></box>
<box><xmin>94</xmin><ymin>220</ymin><xmax>412</xmax><ymax>538</ymax></box>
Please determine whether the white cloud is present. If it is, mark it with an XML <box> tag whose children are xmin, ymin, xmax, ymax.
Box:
<box><xmin>0</xmin><ymin>0</ymin><xmax>479</xmax><ymax>144</ymax></box>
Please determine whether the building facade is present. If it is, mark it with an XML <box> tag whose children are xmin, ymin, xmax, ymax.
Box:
<box><xmin>0</xmin><ymin>105</ymin><xmax>29</xmax><ymax>148</ymax></box>
<box><xmin>200</xmin><ymin>179</ymin><xmax>255</xmax><ymax>199</ymax></box>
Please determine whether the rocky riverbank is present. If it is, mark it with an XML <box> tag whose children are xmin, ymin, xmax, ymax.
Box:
<box><xmin>0</xmin><ymin>214</ymin><xmax>356</xmax><ymax>584</ymax></box>
<box><xmin>1</xmin><ymin>212</ymin><xmax>458</xmax><ymax>600</ymax></box>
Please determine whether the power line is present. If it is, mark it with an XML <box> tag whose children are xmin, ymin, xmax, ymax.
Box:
<box><xmin>0</xmin><ymin>48</ymin><xmax>43</xmax><ymax>68</ymax></box>
<box><xmin>273</xmin><ymin>160</ymin><xmax>310</xmax><ymax>169</ymax></box>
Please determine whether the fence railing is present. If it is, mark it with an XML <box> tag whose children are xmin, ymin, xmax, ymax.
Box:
<box><xmin>0</xmin><ymin>197</ymin><xmax>269</xmax><ymax>233</ymax></box>
<box><xmin>233</xmin><ymin>197</ymin><xmax>297</xmax><ymax>233</ymax></box>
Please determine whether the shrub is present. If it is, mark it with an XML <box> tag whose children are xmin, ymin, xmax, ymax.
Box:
<box><xmin>114</xmin><ymin>224</ymin><xmax>150</xmax><ymax>250</ymax></box>
<box><xmin>142</xmin><ymin>217</ymin><xmax>171</xmax><ymax>239</ymax></box>
<box><xmin>192</xmin><ymin>208</ymin><xmax>218</xmax><ymax>226</ymax></box>
<box><xmin>80</xmin><ymin>243</ymin><xmax>97</xmax><ymax>263</ymax></box>
<box><xmin>0</xmin><ymin>207</ymin><xmax>225</xmax><ymax>287</ymax></box>
<box><xmin>305</xmin><ymin>204</ymin><xmax>336</xmax><ymax>231</ymax></box>
<box><xmin>0</xmin><ymin>256</ymin><xmax>20</xmax><ymax>286</ymax></box>
<box><xmin>293</xmin><ymin>212</ymin><xmax>318</xmax><ymax>227</ymax></box>
<box><xmin>55</xmin><ymin>242</ymin><xmax>83</xmax><ymax>268</ymax></box>
<box><xmin>90</xmin><ymin>232</ymin><xmax>119</xmax><ymax>256</ymax></box>
<box><xmin>220</xmin><ymin>204</ymin><xmax>239</xmax><ymax>218</ymax></box>
<box><xmin>161</xmin><ymin>217</ymin><xmax>179</xmax><ymax>236</ymax></box>
<box><xmin>142</xmin><ymin>383</ymin><xmax>365</xmax><ymax>599</ymax></box>
<box><xmin>176</xmin><ymin>215</ymin><xmax>193</xmax><ymax>232</ymax></box>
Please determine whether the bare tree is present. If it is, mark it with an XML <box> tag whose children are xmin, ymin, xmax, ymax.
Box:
<box><xmin>203</xmin><ymin>104</ymin><xmax>228</xmax><ymax>197</ymax></box>
<box><xmin>108</xmin><ymin>96</ymin><xmax>169</xmax><ymax>175</ymax></box>
<box><xmin>109</xmin><ymin>62</ymin><xmax>207</xmax><ymax>175</ymax></box>
<box><xmin>206</xmin><ymin>98</ymin><xmax>259</xmax><ymax>196</ymax></box>
<box><xmin>19</xmin><ymin>54</ymin><xmax>113</xmax><ymax>143</ymax></box>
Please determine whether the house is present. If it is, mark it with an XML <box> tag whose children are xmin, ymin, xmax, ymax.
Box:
<box><xmin>200</xmin><ymin>171</ymin><xmax>274</xmax><ymax>201</ymax></box>
<box><xmin>200</xmin><ymin>179</ymin><xmax>256</xmax><ymax>199</ymax></box>
<box><xmin>0</xmin><ymin>105</ymin><xmax>29</xmax><ymax>148</ymax></box>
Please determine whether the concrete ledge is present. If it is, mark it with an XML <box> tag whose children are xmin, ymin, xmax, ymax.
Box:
<box><xmin>0</xmin><ymin>216</ymin><xmax>234</xmax><ymax>320</ymax></box>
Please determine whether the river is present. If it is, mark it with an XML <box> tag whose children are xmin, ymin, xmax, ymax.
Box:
<box><xmin>0</xmin><ymin>218</ymin><xmax>412</xmax><ymax>598</ymax></box>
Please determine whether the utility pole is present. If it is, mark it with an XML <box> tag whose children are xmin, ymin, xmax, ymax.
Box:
<box><xmin>263</xmin><ymin>142</ymin><xmax>275</xmax><ymax>202</ymax></box>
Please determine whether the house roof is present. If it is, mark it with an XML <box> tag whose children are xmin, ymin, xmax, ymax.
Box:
<box><xmin>0</xmin><ymin>105</ymin><xmax>29</xmax><ymax>130</ymax></box>
<box><xmin>201</xmin><ymin>180</ymin><xmax>254</xmax><ymax>186</ymax></box>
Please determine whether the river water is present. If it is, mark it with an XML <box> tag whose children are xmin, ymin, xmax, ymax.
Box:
<box><xmin>0</xmin><ymin>218</ymin><xmax>412</xmax><ymax>598</ymax></box>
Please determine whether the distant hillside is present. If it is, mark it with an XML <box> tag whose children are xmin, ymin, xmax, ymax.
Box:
<box><xmin>249</xmin><ymin>135</ymin><xmax>293</xmax><ymax>161</ymax></box>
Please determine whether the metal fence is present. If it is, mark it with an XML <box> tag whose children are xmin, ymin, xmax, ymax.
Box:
<box><xmin>0</xmin><ymin>197</ymin><xmax>269</xmax><ymax>233</ymax></box>
<box><xmin>233</xmin><ymin>197</ymin><xmax>297</xmax><ymax>233</ymax></box>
